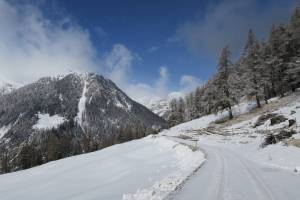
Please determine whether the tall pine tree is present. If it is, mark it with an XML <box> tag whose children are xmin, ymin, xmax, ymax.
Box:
<box><xmin>214</xmin><ymin>46</ymin><xmax>235</xmax><ymax>119</ymax></box>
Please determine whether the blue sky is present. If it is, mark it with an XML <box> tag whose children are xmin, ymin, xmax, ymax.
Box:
<box><xmin>0</xmin><ymin>0</ymin><xmax>298</xmax><ymax>103</ymax></box>
<box><xmin>54</xmin><ymin>0</ymin><xmax>217</xmax><ymax>90</ymax></box>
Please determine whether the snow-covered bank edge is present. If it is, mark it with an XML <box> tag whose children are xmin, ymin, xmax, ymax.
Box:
<box><xmin>165</xmin><ymin>149</ymin><xmax>207</xmax><ymax>200</ymax></box>
<box><xmin>122</xmin><ymin>136</ymin><xmax>206</xmax><ymax>200</ymax></box>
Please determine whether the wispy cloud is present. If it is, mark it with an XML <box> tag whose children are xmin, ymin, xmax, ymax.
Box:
<box><xmin>103</xmin><ymin>44</ymin><xmax>133</xmax><ymax>86</ymax></box>
<box><xmin>94</xmin><ymin>26</ymin><xmax>107</xmax><ymax>38</ymax></box>
<box><xmin>173</xmin><ymin>0</ymin><xmax>297</xmax><ymax>58</ymax></box>
<box><xmin>0</xmin><ymin>0</ymin><xmax>99</xmax><ymax>83</ymax></box>
<box><xmin>0</xmin><ymin>0</ymin><xmax>202</xmax><ymax>104</ymax></box>
<box><xmin>180</xmin><ymin>75</ymin><xmax>202</xmax><ymax>93</ymax></box>
<box><xmin>102</xmin><ymin>45</ymin><xmax>172</xmax><ymax>103</ymax></box>
<box><xmin>148</xmin><ymin>46</ymin><xmax>159</xmax><ymax>53</ymax></box>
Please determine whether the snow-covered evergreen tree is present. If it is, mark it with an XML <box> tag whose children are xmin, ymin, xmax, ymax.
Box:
<box><xmin>213</xmin><ymin>46</ymin><xmax>236</xmax><ymax>119</ymax></box>
<box><xmin>241</xmin><ymin>29</ymin><xmax>265</xmax><ymax>107</ymax></box>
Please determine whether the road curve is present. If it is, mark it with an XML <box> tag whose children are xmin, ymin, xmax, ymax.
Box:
<box><xmin>172</xmin><ymin>143</ymin><xmax>300</xmax><ymax>200</ymax></box>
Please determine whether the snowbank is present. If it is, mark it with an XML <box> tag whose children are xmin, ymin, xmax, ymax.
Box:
<box><xmin>0</xmin><ymin>135</ymin><xmax>205</xmax><ymax>200</ymax></box>
<box><xmin>122</xmin><ymin>137</ymin><xmax>205</xmax><ymax>200</ymax></box>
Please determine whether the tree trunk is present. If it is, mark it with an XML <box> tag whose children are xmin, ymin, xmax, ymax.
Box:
<box><xmin>271</xmin><ymin>82</ymin><xmax>276</xmax><ymax>97</ymax></box>
<box><xmin>256</xmin><ymin>95</ymin><xmax>261</xmax><ymax>108</ymax></box>
<box><xmin>291</xmin><ymin>85</ymin><xmax>296</xmax><ymax>92</ymax></box>
<box><xmin>280</xmin><ymin>91</ymin><xmax>285</xmax><ymax>98</ymax></box>
<box><xmin>264</xmin><ymin>97</ymin><xmax>268</xmax><ymax>104</ymax></box>
<box><xmin>228</xmin><ymin>105</ymin><xmax>233</xmax><ymax>120</ymax></box>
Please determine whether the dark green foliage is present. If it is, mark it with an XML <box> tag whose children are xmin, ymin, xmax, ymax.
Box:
<box><xmin>0</xmin><ymin>154</ymin><xmax>9</xmax><ymax>173</ymax></box>
<box><xmin>19</xmin><ymin>144</ymin><xmax>40</xmax><ymax>170</ymax></box>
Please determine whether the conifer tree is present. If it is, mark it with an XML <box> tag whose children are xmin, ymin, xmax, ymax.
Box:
<box><xmin>214</xmin><ymin>46</ymin><xmax>235</xmax><ymax>119</ymax></box>
<box><xmin>242</xmin><ymin>29</ymin><xmax>265</xmax><ymax>107</ymax></box>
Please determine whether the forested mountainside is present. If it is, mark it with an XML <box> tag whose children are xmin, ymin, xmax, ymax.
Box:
<box><xmin>168</xmin><ymin>6</ymin><xmax>300</xmax><ymax>125</ymax></box>
<box><xmin>0</xmin><ymin>73</ymin><xmax>167</xmax><ymax>173</ymax></box>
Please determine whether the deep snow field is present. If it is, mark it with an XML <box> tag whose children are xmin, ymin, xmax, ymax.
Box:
<box><xmin>1</xmin><ymin>92</ymin><xmax>300</xmax><ymax>200</ymax></box>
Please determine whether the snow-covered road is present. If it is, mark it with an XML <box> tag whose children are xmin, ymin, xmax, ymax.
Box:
<box><xmin>173</xmin><ymin>142</ymin><xmax>300</xmax><ymax>200</ymax></box>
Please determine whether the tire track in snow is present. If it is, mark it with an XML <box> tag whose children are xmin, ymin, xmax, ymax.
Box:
<box><xmin>215</xmin><ymin>150</ymin><xmax>226</xmax><ymax>200</ymax></box>
<box><xmin>173</xmin><ymin>144</ymin><xmax>279</xmax><ymax>200</ymax></box>
<box><xmin>233</xmin><ymin>153</ymin><xmax>276</xmax><ymax>200</ymax></box>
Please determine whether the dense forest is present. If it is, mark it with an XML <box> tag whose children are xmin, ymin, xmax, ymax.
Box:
<box><xmin>169</xmin><ymin>5</ymin><xmax>300</xmax><ymax>126</ymax></box>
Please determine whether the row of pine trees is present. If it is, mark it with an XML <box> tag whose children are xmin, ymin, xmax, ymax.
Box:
<box><xmin>169</xmin><ymin>5</ymin><xmax>300</xmax><ymax>125</ymax></box>
<box><xmin>0</xmin><ymin>119</ymin><xmax>154</xmax><ymax>173</ymax></box>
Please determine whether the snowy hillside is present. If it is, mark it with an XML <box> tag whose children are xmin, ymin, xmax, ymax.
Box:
<box><xmin>0</xmin><ymin>135</ymin><xmax>205</xmax><ymax>200</ymax></box>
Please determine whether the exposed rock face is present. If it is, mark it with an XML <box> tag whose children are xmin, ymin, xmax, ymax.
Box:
<box><xmin>253</xmin><ymin>113</ymin><xmax>288</xmax><ymax>127</ymax></box>
<box><xmin>262</xmin><ymin>130</ymin><xmax>296</xmax><ymax>147</ymax></box>
<box><xmin>0</xmin><ymin>73</ymin><xmax>167</xmax><ymax>173</ymax></box>
<box><xmin>253</xmin><ymin>113</ymin><xmax>277</xmax><ymax>128</ymax></box>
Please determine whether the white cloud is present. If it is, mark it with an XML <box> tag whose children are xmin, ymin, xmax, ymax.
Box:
<box><xmin>104</xmin><ymin>44</ymin><xmax>133</xmax><ymax>86</ymax></box>
<box><xmin>95</xmin><ymin>26</ymin><xmax>107</xmax><ymax>38</ymax></box>
<box><xmin>180</xmin><ymin>75</ymin><xmax>202</xmax><ymax>93</ymax></box>
<box><xmin>174</xmin><ymin>0</ymin><xmax>297</xmax><ymax>57</ymax></box>
<box><xmin>0</xmin><ymin>0</ymin><xmax>199</xmax><ymax>105</ymax></box>
<box><xmin>104</xmin><ymin>47</ymin><xmax>172</xmax><ymax>104</ymax></box>
<box><xmin>148</xmin><ymin>46</ymin><xmax>159</xmax><ymax>53</ymax></box>
<box><xmin>155</xmin><ymin>67</ymin><xmax>169</xmax><ymax>97</ymax></box>
<box><xmin>0</xmin><ymin>0</ymin><xmax>99</xmax><ymax>84</ymax></box>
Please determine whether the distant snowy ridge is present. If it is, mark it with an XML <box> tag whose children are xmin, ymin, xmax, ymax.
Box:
<box><xmin>144</xmin><ymin>92</ymin><xmax>184</xmax><ymax>118</ymax></box>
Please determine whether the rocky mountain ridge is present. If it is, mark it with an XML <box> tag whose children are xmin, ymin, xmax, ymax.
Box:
<box><xmin>0</xmin><ymin>73</ymin><xmax>167</xmax><ymax>173</ymax></box>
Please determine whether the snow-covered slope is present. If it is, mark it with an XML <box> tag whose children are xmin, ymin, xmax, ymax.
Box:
<box><xmin>0</xmin><ymin>135</ymin><xmax>205</xmax><ymax>200</ymax></box>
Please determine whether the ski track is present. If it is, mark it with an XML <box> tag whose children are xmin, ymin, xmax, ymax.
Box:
<box><xmin>173</xmin><ymin>142</ymin><xmax>300</xmax><ymax>200</ymax></box>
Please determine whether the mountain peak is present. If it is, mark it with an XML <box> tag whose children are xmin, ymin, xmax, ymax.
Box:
<box><xmin>0</xmin><ymin>72</ymin><xmax>167</xmax><ymax>173</ymax></box>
